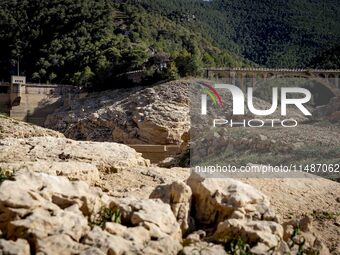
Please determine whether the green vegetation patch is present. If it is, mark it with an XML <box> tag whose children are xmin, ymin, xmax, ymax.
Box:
<box><xmin>138</xmin><ymin>0</ymin><xmax>340</xmax><ymax>69</ymax></box>
<box><xmin>0</xmin><ymin>0</ymin><xmax>245</xmax><ymax>90</ymax></box>
<box><xmin>223</xmin><ymin>237</ymin><xmax>253</xmax><ymax>255</ymax></box>
<box><xmin>89</xmin><ymin>206</ymin><xmax>122</xmax><ymax>228</ymax></box>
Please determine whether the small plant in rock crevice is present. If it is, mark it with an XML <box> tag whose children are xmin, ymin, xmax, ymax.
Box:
<box><xmin>287</xmin><ymin>224</ymin><xmax>306</xmax><ymax>255</ymax></box>
<box><xmin>89</xmin><ymin>206</ymin><xmax>122</xmax><ymax>228</ymax></box>
<box><xmin>220</xmin><ymin>236</ymin><xmax>253</xmax><ymax>255</ymax></box>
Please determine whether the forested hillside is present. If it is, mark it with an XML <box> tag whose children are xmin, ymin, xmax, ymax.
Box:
<box><xmin>138</xmin><ymin>0</ymin><xmax>340</xmax><ymax>69</ymax></box>
<box><xmin>0</xmin><ymin>0</ymin><xmax>245</xmax><ymax>89</ymax></box>
<box><xmin>0</xmin><ymin>0</ymin><xmax>339</xmax><ymax>89</ymax></box>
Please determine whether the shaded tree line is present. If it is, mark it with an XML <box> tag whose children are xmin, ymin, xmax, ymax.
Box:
<box><xmin>137</xmin><ymin>0</ymin><xmax>340</xmax><ymax>69</ymax></box>
<box><xmin>0</xmin><ymin>0</ymin><xmax>246</xmax><ymax>90</ymax></box>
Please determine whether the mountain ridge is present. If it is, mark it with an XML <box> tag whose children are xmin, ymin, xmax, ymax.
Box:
<box><xmin>0</xmin><ymin>0</ymin><xmax>338</xmax><ymax>89</ymax></box>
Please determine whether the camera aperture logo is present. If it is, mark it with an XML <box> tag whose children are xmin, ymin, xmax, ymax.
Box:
<box><xmin>197</xmin><ymin>82</ymin><xmax>312</xmax><ymax>128</ymax></box>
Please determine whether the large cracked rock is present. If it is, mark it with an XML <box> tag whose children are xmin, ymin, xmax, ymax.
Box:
<box><xmin>45</xmin><ymin>81</ymin><xmax>190</xmax><ymax>144</ymax></box>
<box><xmin>212</xmin><ymin>219</ymin><xmax>284</xmax><ymax>253</ymax></box>
<box><xmin>185</xmin><ymin>173</ymin><xmax>284</xmax><ymax>253</ymax></box>
<box><xmin>0</xmin><ymin>137</ymin><xmax>149</xmax><ymax>184</ymax></box>
<box><xmin>187</xmin><ymin>173</ymin><xmax>277</xmax><ymax>225</ymax></box>
<box><xmin>150</xmin><ymin>181</ymin><xmax>192</xmax><ymax>234</ymax></box>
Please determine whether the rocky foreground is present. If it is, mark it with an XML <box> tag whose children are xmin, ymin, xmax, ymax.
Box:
<box><xmin>0</xmin><ymin>171</ymin><xmax>332</xmax><ymax>255</ymax></box>
<box><xmin>0</xmin><ymin>117</ymin><xmax>339</xmax><ymax>254</ymax></box>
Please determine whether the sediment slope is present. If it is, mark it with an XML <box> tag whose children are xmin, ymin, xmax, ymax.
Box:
<box><xmin>46</xmin><ymin>81</ymin><xmax>191</xmax><ymax>144</ymax></box>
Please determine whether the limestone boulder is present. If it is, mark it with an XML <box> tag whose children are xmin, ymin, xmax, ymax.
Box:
<box><xmin>0</xmin><ymin>239</ymin><xmax>30</xmax><ymax>255</ymax></box>
<box><xmin>187</xmin><ymin>173</ymin><xmax>277</xmax><ymax>226</ymax></box>
<box><xmin>129</xmin><ymin>199</ymin><xmax>182</xmax><ymax>240</ymax></box>
<box><xmin>150</xmin><ymin>181</ymin><xmax>192</xmax><ymax>234</ymax></box>
<box><xmin>81</xmin><ymin>199</ymin><xmax>183</xmax><ymax>254</ymax></box>
<box><xmin>211</xmin><ymin>219</ymin><xmax>283</xmax><ymax>252</ymax></box>
<box><xmin>0</xmin><ymin>136</ymin><xmax>149</xmax><ymax>183</ymax></box>
<box><xmin>108</xmin><ymin>197</ymin><xmax>182</xmax><ymax>241</ymax></box>
<box><xmin>0</xmin><ymin>172</ymin><xmax>109</xmax><ymax>234</ymax></box>
<box><xmin>36</xmin><ymin>235</ymin><xmax>90</xmax><ymax>255</ymax></box>
<box><xmin>148</xmin><ymin>175</ymin><xmax>300</xmax><ymax>254</ymax></box>
<box><xmin>7</xmin><ymin>206</ymin><xmax>89</xmax><ymax>242</ymax></box>
<box><xmin>82</xmin><ymin>227</ymin><xmax>137</xmax><ymax>254</ymax></box>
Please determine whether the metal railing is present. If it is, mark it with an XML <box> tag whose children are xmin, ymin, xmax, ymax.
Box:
<box><xmin>205</xmin><ymin>67</ymin><xmax>340</xmax><ymax>73</ymax></box>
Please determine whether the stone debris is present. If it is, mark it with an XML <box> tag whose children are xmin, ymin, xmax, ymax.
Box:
<box><xmin>0</xmin><ymin>172</ymin><xmax>182</xmax><ymax>255</ymax></box>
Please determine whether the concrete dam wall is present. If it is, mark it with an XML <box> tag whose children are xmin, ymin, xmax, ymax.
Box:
<box><xmin>0</xmin><ymin>82</ymin><xmax>78</xmax><ymax>126</ymax></box>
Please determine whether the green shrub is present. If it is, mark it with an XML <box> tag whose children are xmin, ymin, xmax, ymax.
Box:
<box><xmin>224</xmin><ymin>237</ymin><xmax>252</xmax><ymax>255</ymax></box>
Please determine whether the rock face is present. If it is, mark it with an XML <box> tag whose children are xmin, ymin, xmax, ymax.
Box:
<box><xmin>45</xmin><ymin>81</ymin><xmax>190</xmax><ymax>144</ymax></box>
<box><xmin>186</xmin><ymin>174</ymin><xmax>283</xmax><ymax>254</ymax></box>
<box><xmin>0</xmin><ymin>114</ymin><xmax>64</xmax><ymax>139</ymax></box>
<box><xmin>0</xmin><ymin>137</ymin><xmax>149</xmax><ymax>184</ymax></box>
<box><xmin>150</xmin><ymin>181</ymin><xmax>192</xmax><ymax>234</ymax></box>
<box><xmin>187</xmin><ymin>173</ymin><xmax>277</xmax><ymax>225</ymax></box>
<box><xmin>0</xmin><ymin>172</ymin><xmax>183</xmax><ymax>255</ymax></box>
<box><xmin>0</xmin><ymin>172</ymin><xmax>331</xmax><ymax>255</ymax></box>
<box><xmin>212</xmin><ymin>219</ymin><xmax>284</xmax><ymax>253</ymax></box>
